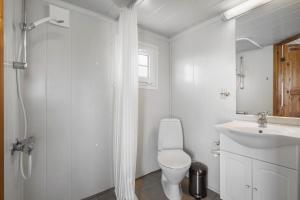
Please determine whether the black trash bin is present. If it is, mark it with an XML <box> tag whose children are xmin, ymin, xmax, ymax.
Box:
<box><xmin>189</xmin><ymin>162</ymin><xmax>207</xmax><ymax>199</ymax></box>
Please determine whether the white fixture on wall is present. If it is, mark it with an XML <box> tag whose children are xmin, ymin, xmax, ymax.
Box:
<box><xmin>48</xmin><ymin>4</ymin><xmax>70</xmax><ymax>27</ymax></box>
<box><xmin>26</xmin><ymin>5</ymin><xmax>69</xmax><ymax>31</ymax></box>
<box><xmin>220</xmin><ymin>89</ymin><xmax>231</xmax><ymax>98</ymax></box>
<box><xmin>236</xmin><ymin>38</ymin><xmax>263</xmax><ymax>49</ymax></box>
<box><xmin>223</xmin><ymin>0</ymin><xmax>273</xmax><ymax>20</ymax></box>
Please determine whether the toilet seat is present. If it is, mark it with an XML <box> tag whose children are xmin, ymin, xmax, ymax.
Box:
<box><xmin>158</xmin><ymin>149</ymin><xmax>191</xmax><ymax>169</ymax></box>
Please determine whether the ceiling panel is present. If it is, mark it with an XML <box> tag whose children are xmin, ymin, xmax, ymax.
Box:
<box><xmin>61</xmin><ymin>0</ymin><xmax>247</xmax><ymax>36</ymax></box>
<box><xmin>137</xmin><ymin>0</ymin><xmax>247</xmax><ymax>36</ymax></box>
<box><xmin>61</xmin><ymin>0</ymin><xmax>120</xmax><ymax>19</ymax></box>
<box><xmin>236</xmin><ymin>0</ymin><xmax>300</xmax><ymax>52</ymax></box>
<box><xmin>60</xmin><ymin>0</ymin><xmax>300</xmax><ymax>42</ymax></box>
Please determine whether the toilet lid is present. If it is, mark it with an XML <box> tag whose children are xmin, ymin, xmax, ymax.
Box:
<box><xmin>158</xmin><ymin>150</ymin><xmax>191</xmax><ymax>169</ymax></box>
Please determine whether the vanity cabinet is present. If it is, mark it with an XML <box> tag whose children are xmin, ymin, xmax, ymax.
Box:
<box><xmin>221</xmin><ymin>151</ymin><xmax>298</xmax><ymax>200</ymax></box>
<box><xmin>252</xmin><ymin>160</ymin><xmax>297</xmax><ymax>200</ymax></box>
<box><xmin>217</xmin><ymin>121</ymin><xmax>300</xmax><ymax>200</ymax></box>
<box><xmin>220</xmin><ymin>151</ymin><xmax>252</xmax><ymax>200</ymax></box>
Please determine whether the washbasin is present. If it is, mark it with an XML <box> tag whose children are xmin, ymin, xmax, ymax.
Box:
<box><xmin>216</xmin><ymin>120</ymin><xmax>300</xmax><ymax>149</ymax></box>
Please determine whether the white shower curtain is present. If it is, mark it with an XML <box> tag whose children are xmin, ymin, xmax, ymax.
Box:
<box><xmin>113</xmin><ymin>7</ymin><xmax>139</xmax><ymax>200</ymax></box>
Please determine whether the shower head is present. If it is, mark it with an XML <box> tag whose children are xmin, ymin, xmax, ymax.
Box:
<box><xmin>26</xmin><ymin>17</ymin><xmax>64</xmax><ymax>31</ymax></box>
<box><xmin>112</xmin><ymin>0</ymin><xmax>144</xmax><ymax>8</ymax></box>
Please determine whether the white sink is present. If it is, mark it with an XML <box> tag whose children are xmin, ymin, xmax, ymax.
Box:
<box><xmin>216</xmin><ymin>120</ymin><xmax>300</xmax><ymax>149</ymax></box>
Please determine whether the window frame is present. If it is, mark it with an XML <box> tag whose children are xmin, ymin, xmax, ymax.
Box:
<box><xmin>138</xmin><ymin>42</ymin><xmax>158</xmax><ymax>89</ymax></box>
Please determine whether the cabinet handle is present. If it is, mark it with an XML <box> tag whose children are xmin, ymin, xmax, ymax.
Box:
<box><xmin>245</xmin><ymin>185</ymin><xmax>251</xmax><ymax>189</ymax></box>
<box><xmin>253</xmin><ymin>187</ymin><xmax>258</xmax><ymax>191</ymax></box>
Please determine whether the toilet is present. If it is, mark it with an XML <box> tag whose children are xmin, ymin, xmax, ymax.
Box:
<box><xmin>157</xmin><ymin>119</ymin><xmax>191</xmax><ymax>200</ymax></box>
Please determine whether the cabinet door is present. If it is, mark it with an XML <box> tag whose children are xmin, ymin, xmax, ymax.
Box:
<box><xmin>220</xmin><ymin>151</ymin><xmax>252</xmax><ymax>200</ymax></box>
<box><xmin>253</xmin><ymin>160</ymin><xmax>298</xmax><ymax>200</ymax></box>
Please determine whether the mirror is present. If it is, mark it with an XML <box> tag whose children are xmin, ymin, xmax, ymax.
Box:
<box><xmin>235</xmin><ymin>0</ymin><xmax>300</xmax><ymax>117</ymax></box>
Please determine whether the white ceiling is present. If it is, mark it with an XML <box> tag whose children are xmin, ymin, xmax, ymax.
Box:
<box><xmin>136</xmin><ymin>0</ymin><xmax>247</xmax><ymax>36</ymax></box>
<box><xmin>61</xmin><ymin>0</ymin><xmax>247</xmax><ymax>37</ymax></box>
<box><xmin>236</xmin><ymin>0</ymin><xmax>300</xmax><ymax>52</ymax></box>
<box><xmin>61</xmin><ymin>0</ymin><xmax>300</xmax><ymax>50</ymax></box>
<box><xmin>60</xmin><ymin>0</ymin><xmax>121</xmax><ymax>19</ymax></box>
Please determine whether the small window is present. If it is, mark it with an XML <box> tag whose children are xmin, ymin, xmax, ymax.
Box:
<box><xmin>138</xmin><ymin>42</ymin><xmax>158</xmax><ymax>89</ymax></box>
<box><xmin>138</xmin><ymin>54</ymin><xmax>149</xmax><ymax>78</ymax></box>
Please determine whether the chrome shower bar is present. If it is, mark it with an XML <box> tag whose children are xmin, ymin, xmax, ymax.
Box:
<box><xmin>13</xmin><ymin>0</ymin><xmax>27</xmax><ymax>69</ymax></box>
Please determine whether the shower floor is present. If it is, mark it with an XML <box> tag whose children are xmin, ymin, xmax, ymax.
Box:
<box><xmin>84</xmin><ymin>170</ymin><xmax>220</xmax><ymax>200</ymax></box>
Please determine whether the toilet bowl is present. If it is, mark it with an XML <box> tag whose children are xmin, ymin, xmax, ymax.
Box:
<box><xmin>157</xmin><ymin>119</ymin><xmax>191</xmax><ymax>200</ymax></box>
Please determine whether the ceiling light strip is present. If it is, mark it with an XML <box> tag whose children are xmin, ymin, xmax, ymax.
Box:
<box><xmin>223</xmin><ymin>0</ymin><xmax>273</xmax><ymax>20</ymax></box>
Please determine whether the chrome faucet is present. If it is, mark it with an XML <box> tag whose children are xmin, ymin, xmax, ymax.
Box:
<box><xmin>257</xmin><ymin>112</ymin><xmax>268</xmax><ymax>128</ymax></box>
<box><xmin>11</xmin><ymin>136</ymin><xmax>35</xmax><ymax>155</ymax></box>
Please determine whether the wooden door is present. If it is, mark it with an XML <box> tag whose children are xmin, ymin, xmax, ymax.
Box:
<box><xmin>274</xmin><ymin>43</ymin><xmax>300</xmax><ymax>117</ymax></box>
<box><xmin>220</xmin><ymin>151</ymin><xmax>252</xmax><ymax>200</ymax></box>
<box><xmin>252</xmin><ymin>160</ymin><xmax>297</xmax><ymax>200</ymax></box>
<box><xmin>286</xmin><ymin>44</ymin><xmax>300</xmax><ymax>116</ymax></box>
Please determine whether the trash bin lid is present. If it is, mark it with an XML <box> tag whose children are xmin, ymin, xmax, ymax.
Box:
<box><xmin>190</xmin><ymin>162</ymin><xmax>207</xmax><ymax>175</ymax></box>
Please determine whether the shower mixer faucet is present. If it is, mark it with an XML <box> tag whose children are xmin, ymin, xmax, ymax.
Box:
<box><xmin>11</xmin><ymin>136</ymin><xmax>35</xmax><ymax>155</ymax></box>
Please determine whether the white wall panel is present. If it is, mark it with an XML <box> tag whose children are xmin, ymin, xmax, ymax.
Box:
<box><xmin>236</xmin><ymin>46</ymin><xmax>273</xmax><ymax>115</ymax></box>
<box><xmin>23</xmin><ymin>0</ymin><xmax>48</xmax><ymax>199</ymax></box>
<box><xmin>21</xmin><ymin>1</ymin><xmax>115</xmax><ymax>200</ymax></box>
<box><xmin>70</xmin><ymin>11</ymin><xmax>114</xmax><ymax>199</ymax></box>
<box><xmin>4</xmin><ymin>0</ymin><xmax>23</xmax><ymax>200</ymax></box>
<box><xmin>4</xmin><ymin>67</ymin><xmax>23</xmax><ymax>200</ymax></box>
<box><xmin>45</xmin><ymin>23</ymin><xmax>72</xmax><ymax>200</ymax></box>
<box><xmin>6</xmin><ymin>1</ymin><xmax>170</xmax><ymax>200</ymax></box>
<box><xmin>136</xmin><ymin>29</ymin><xmax>170</xmax><ymax>177</ymax></box>
<box><xmin>171</xmin><ymin>18</ymin><xmax>236</xmax><ymax>192</ymax></box>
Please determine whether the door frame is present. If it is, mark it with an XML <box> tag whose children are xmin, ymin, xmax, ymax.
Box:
<box><xmin>273</xmin><ymin>34</ymin><xmax>300</xmax><ymax>116</ymax></box>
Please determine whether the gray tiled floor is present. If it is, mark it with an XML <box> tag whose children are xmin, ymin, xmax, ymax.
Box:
<box><xmin>84</xmin><ymin>171</ymin><xmax>220</xmax><ymax>200</ymax></box>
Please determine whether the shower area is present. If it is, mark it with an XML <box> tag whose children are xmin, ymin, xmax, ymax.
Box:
<box><xmin>4</xmin><ymin>0</ymin><xmax>172</xmax><ymax>198</ymax></box>
<box><xmin>5</xmin><ymin>0</ymin><xmax>115</xmax><ymax>199</ymax></box>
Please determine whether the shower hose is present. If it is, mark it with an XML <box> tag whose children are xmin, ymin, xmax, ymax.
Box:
<box><xmin>16</xmin><ymin>69</ymin><xmax>32</xmax><ymax>180</ymax></box>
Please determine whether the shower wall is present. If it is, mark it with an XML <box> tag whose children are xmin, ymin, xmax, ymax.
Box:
<box><xmin>4</xmin><ymin>0</ymin><xmax>171</xmax><ymax>199</ymax></box>
<box><xmin>23</xmin><ymin>0</ymin><xmax>115</xmax><ymax>199</ymax></box>
<box><xmin>4</xmin><ymin>0</ymin><xmax>24</xmax><ymax>200</ymax></box>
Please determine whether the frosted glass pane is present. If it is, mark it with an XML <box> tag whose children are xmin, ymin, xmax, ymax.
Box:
<box><xmin>138</xmin><ymin>54</ymin><xmax>149</xmax><ymax>66</ymax></box>
<box><xmin>139</xmin><ymin>66</ymin><xmax>149</xmax><ymax>78</ymax></box>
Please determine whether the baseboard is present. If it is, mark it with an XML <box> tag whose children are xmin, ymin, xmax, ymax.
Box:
<box><xmin>83</xmin><ymin>169</ymin><xmax>162</xmax><ymax>199</ymax></box>
<box><xmin>136</xmin><ymin>169</ymin><xmax>161</xmax><ymax>180</ymax></box>
<box><xmin>208</xmin><ymin>185</ymin><xmax>220</xmax><ymax>195</ymax></box>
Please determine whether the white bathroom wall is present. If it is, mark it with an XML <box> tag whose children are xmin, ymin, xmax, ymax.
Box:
<box><xmin>136</xmin><ymin>29</ymin><xmax>170</xmax><ymax>177</ymax></box>
<box><xmin>5</xmin><ymin>0</ymin><xmax>171</xmax><ymax>199</ymax></box>
<box><xmin>236</xmin><ymin>46</ymin><xmax>273</xmax><ymax>115</ymax></box>
<box><xmin>22</xmin><ymin>0</ymin><xmax>115</xmax><ymax>200</ymax></box>
<box><xmin>171</xmin><ymin>18</ymin><xmax>236</xmax><ymax>192</ymax></box>
<box><xmin>4</xmin><ymin>0</ymin><xmax>23</xmax><ymax>200</ymax></box>
<box><xmin>70</xmin><ymin>10</ymin><xmax>114</xmax><ymax>199</ymax></box>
